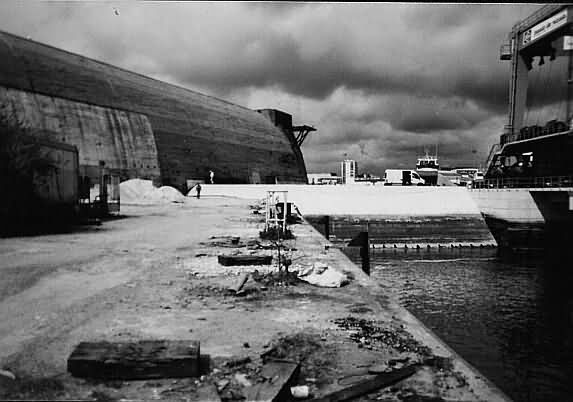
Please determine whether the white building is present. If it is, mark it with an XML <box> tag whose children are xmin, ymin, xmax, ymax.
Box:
<box><xmin>340</xmin><ymin>159</ymin><xmax>357</xmax><ymax>184</ymax></box>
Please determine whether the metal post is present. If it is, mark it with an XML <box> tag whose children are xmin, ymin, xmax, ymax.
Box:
<box><xmin>324</xmin><ymin>215</ymin><xmax>330</xmax><ymax>239</ymax></box>
<box><xmin>565</xmin><ymin>43</ymin><xmax>573</xmax><ymax>126</ymax></box>
<box><xmin>283</xmin><ymin>192</ymin><xmax>287</xmax><ymax>233</ymax></box>
<box><xmin>265</xmin><ymin>191</ymin><xmax>270</xmax><ymax>231</ymax></box>
<box><xmin>360</xmin><ymin>231</ymin><xmax>370</xmax><ymax>276</ymax></box>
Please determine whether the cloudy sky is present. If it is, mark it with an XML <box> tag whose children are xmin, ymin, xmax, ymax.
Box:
<box><xmin>0</xmin><ymin>2</ymin><xmax>540</xmax><ymax>175</ymax></box>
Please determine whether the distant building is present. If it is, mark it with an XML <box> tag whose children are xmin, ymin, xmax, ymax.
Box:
<box><xmin>307</xmin><ymin>173</ymin><xmax>341</xmax><ymax>185</ymax></box>
<box><xmin>340</xmin><ymin>159</ymin><xmax>357</xmax><ymax>184</ymax></box>
<box><xmin>355</xmin><ymin>173</ymin><xmax>382</xmax><ymax>184</ymax></box>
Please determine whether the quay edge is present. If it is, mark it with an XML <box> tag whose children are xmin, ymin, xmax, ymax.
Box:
<box><xmin>321</xmin><ymin>227</ymin><xmax>512</xmax><ymax>402</ymax></box>
<box><xmin>197</xmin><ymin>185</ymin><xmax>510</xmax><ymax>400</ymax></box>
<box><xmin>0</xmin><ymin>195</ymin><xmax>510</xmax><ymax>401</ymax></box>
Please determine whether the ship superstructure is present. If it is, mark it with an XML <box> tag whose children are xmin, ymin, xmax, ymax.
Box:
<box><xmin>471</xmin><ymin>5</ymin><xmax>573</xmax><ymax>248</ymax></box>
<box><xmin>416</xmin><ymin>152</ymin><xmax>439</xmax><ymax>186</ymax></box>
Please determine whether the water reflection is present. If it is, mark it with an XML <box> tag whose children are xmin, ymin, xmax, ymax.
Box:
<box><xmin>341</xmin><ymin>246</ymin><xmax>573</xmax><ymax>402</ymax></box>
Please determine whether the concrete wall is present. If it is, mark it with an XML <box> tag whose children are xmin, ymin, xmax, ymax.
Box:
<box><xmin>0</xmin><ymin>31</ymin><xmax>307</xmax><ymax>188</ymax></box>
<box><xmin>197</xmin><ymin>184</ymin><xmax>482</xmax><ymax>216</ymax></box>
<box><xmin>1</xmin><ymin>87</ymin><xmax>161</xmax><ymax>182</ymax></box>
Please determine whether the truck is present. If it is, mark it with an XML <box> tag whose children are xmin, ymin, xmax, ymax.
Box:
<box><xmin>383</xmin><ymin>169</ymin><xmax>425</xmax><ymax>186</ymax></box>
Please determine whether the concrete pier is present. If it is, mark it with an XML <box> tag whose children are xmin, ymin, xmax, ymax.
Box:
<box><xmin>0</xmin><ymin>191</ymin><xmax>507</xmax><ymax>400</ymax></box>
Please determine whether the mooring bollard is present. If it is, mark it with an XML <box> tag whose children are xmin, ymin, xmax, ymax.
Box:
<box><xmin>348</xmin><ymin>231</ymin><xmax>370</xmax><ymax>276</ymax></box>
<box><xmin>323</xmin><ymin>215</ymin><xmax>330</xmax><ymax>240</ymax></box>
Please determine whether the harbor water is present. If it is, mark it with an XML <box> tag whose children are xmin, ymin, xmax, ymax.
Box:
<box><xmin>309</xmin><ymin>216</ymin><xmax>573</xmax><ymax>402</ymax></box>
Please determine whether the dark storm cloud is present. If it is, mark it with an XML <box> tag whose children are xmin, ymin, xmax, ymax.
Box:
<box><xmin>159</xmin><ymin>3</ymin><xmax>536</xmax><ymax>119</ymax></box>
<box><xmin>0</xmin><ymin>2</ymin><xmax>542</xmax><ymax>174</ymax></box>
<box><xmin>0</xmin><ymin>3</ymin><xmax>533</xmax><ymax>115</ymax></box>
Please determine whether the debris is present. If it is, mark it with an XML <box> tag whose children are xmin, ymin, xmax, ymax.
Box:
<box><xmin>218</xmin><ymin>255</ymin><xmax>273</xmax><ymax>266</ymax></box>
<box><xmin>0</xmin><ymin>369</ymin><xmax>15</xmax><ymax>380</ymax></box>
<box><xmin>244</xmin><ymin>360</ymin><xmax>300</xmax><ymax>402</ymax></box>
<box><xmin>230</xmin><ymin>272</ymin><xmax>250</xmax><ymax>293</ymax></box>
<box><xmin>225</xmin><ymin>356</ymin><xmax>252</xmax><ymax>368</ymax></box>
<box><xmin>259</xmin><ymin>226</ymin><xmax>295</xmax><ymax>240</ymax></box>
<box><xmin>261</xmin><ymin>333</ymin><xmax>323</xmax><ymax>364</ymax></box>
<box><xmin>235</xmin><ymin>372</ymin><xmax>252</xmax><ymax>387</ymax></box>
<box><xmin>67</xmin><ymin>340</ymin><xmax>201</xmax><ymax>380</ymax></box>
<box><xmin>311</xmin><ymin>364</ymin><xmax>420</xmax><ymax>402</ymax></box>
<box><xmin>291</xmin><ymin>385</ymin><xmax>310</xmax><ymax>399</ymax></box>
<box><xmin>298</xmin><ymin>265</ymin><xmax>349</xmax><ymax>288</ymax></box>
<box><xmin>368</xmin><ymin>363</ymin><xmax>390</xmax><ymax>374</ymax></box>
<box><xmin>333</xmin><ymin>317</ymin><xmax>432</xmax><ymax>356</ymax></box>
<box><xmin>206</xmin><ymin>236</ymin><xmax>242</xmax><ymax>247</ymax></box>
<box><xmin>216</xmin><ymin>379</ymin><xmax>230</xmax><ymax>392</ymax></box>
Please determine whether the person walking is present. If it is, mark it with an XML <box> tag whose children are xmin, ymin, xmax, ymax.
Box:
<box><xmin>209</xmin><ymin>170</ymin><xmax>215</xmax><ymax>184</ymax></box>
<box><xmin>195</xmin><ymin>183</ymin><xmax>201</xmax><ymax>199</ymax></box>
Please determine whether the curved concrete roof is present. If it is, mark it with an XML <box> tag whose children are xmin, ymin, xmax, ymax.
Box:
<box><xmin>0</xmin><ymin>31</ymin><xmax>307</xmax><ymax>186</ymax></box>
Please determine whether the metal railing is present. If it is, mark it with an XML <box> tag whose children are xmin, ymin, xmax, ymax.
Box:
<box><xmin>500</xmin><ymin>124</ymin><xmax>570</xmax><ymax>145</ymax></box>
<box><xmin>471</xmin><ymin>176</ymin><xmax>573</xmax><ymax>189</ymax></box>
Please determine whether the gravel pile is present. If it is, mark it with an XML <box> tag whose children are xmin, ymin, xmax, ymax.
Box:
<box><xmin>120</xmin><ymin>179</ymin><xmax>186</xmax><ymax>205</ymax></box>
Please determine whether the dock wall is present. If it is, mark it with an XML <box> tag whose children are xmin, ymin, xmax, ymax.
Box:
<box><xmin>199</xmin><ymin>184</ymin><xmax>482</xmax><ymax>216</ymax></box>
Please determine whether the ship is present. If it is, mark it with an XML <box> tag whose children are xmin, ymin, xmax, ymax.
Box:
<box><xmin>415</xmin><ymin>151</ymin><xmax>439</xmax><ymax>185</ymax></box>
<box><xmin>469</xmin><ymin>5</ymin><xmax>573</xmax><ymax>249</ymax></box>
<box><xmin>0</xmin><ymin>31</ymin><xmax>313</xmax><ymax>191</ymax></box>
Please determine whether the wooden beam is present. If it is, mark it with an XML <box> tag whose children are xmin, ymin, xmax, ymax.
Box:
<box><xmin>311</xmin><ymin>364</ymin><xmax>419</xmax><ymax>402</ymax></box>
<box><xmin>218</xmin><ymin>255</ymin><xmax>273</xmax><ymax>266</ymax></box>
<box><xmin>67</xmin><ymin>340</ymin><xmax>200</xmax><ymax>380</ymax></box>
<box><xmin>244</xmin><ymin>360</ymin><xmax>300</xmax><ymax>402</ymax></box>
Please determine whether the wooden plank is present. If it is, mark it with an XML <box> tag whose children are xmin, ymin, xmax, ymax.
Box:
<box><xmin>218</xmin><ymin>255</ymin><xmax>273</xmax><ymax>266</ymax></box>
<box><xmin>244</xmin><ymin>360</ymin><xmax>300</xmax><ymax>402</ymax></box>
<box><xmin>311</xmin><ymin>364</ymin><xmax>419</xmax><ymax>402</ymax></box>
<box><xmin>67</xmin><ymin>340</ymin><xmax>200</xmax><ymax>380</ymax></box>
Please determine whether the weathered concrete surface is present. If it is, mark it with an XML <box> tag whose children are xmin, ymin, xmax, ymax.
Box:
<box><xmin>1</xmin><ymin>86</ymin><xmax>161</xmax><ymax>181</ymax></box>
<box><xmin>0</xmin><ymin>196</ymin><xmax>507</xmax><ymax>401</ymax></box>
